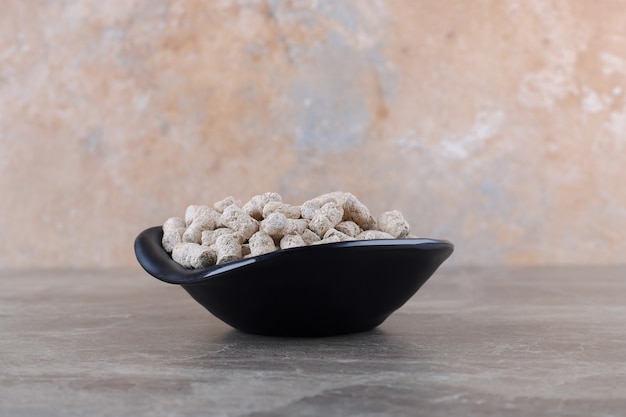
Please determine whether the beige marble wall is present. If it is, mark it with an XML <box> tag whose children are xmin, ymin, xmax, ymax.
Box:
<box><xmin>1</xmin><ymin>0</ymin><xmax>625</xmax><ymax>268</ymax></box>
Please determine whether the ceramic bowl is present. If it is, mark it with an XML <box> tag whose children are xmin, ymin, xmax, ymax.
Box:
<box><xmin>134</xmin><ymin>226</ymin><xmax>453</xmax><ymax>337</ymax></box>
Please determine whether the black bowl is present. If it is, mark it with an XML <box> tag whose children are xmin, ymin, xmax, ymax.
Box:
<box><xmin>134</xmin><ymin>226</ymin><xmax>453</xmax><ymax>337</ymax></box>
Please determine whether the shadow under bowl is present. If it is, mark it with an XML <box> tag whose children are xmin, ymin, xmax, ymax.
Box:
<box><xmin>134</xmin><ymin>226</ymin><xmax>453</xmax><ymax>337</ymax></box>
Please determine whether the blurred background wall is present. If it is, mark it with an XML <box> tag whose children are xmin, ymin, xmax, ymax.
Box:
<box><xmin>1</xmin><ymin>0</ymin><xmax>625</xmax><ymax>269</ymax></box>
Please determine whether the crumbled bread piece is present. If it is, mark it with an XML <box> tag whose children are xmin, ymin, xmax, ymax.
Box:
<box><xmin>308</xmin><ymin>202</ymin><xmax>344</xmax><ymax>237</ymax></box>
<box><xmin>334</xmin><ymin>221</ymin><xmax>362</xmax><ymax>237</ymax></box>
<box><xmin>214</xmin><ymin>196</ymin><xmax>242</xmax><ymax>213</ymax></box>
<box><xmin>262</xmin><ymin>201</ymin><xmax>301</xmax><ymax>219</ymax></box>
<box><xmin>280</xmin><ymin>233</ymin><xmax>306</xmax><ymax>249</ymax></box>
<box><xmin>172</xmin><ymin>242</ymin><xmax>217</xmax><ymax>268</ymax></box>
<box><xmin>356</xmin><ymin>230</ymin><xmax>395</xmax><ymax>240</ymax></box>
<box><xmin>220</xmin><ymin>205</ymin><xmax>259</xmax><ymax>241</ymax></box>
<box><xmin>248</xmin><ymin>230</ymin><xmax>277</xmax><ymax>256</ymax></box>
<box><xmin>378</xmin><ymin>210</ymin><xmax>411</xmax><ymax>238</ymax></box>
<box><xmin>242</xmin><ymin>192</ymin><xmax>282</xmax><ymax>220</ymax></box>
<box><xmin>323</xmin><ymin>228</ymin><xmax>354</xmax><ymax>242</ymax></box>
<box><xmin>215</xmin><ymin>234</ymin><xmax>243</xmax><ymax>264</ymax></box>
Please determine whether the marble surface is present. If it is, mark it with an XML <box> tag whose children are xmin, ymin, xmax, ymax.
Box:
<box><xmin>1</xmin><ymin>266</ymin><xmax>625</xmax><ymax>416</ymax></box>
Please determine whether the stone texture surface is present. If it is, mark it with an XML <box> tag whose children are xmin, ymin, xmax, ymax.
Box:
<box><xmin>1</xmin><ymin>0</ymin><xmax>626</xmax><ymax>267</ymax></box>
<box><xmin>1</xmin><ymin>266</ymin><xmax>626</xmax><ymax>416</ymax></box>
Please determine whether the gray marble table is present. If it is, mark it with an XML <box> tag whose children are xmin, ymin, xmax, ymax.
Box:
<box><xmin>1</xmin><ymin>266</ymin><xmax>625</xmax><ymax>416</ymax></box>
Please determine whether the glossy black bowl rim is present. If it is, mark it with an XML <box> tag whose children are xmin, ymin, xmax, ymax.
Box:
<box><xmin>134</xmin><ymin>226</ymin><xmax>454</xmax><ymax>285</ymax></box>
